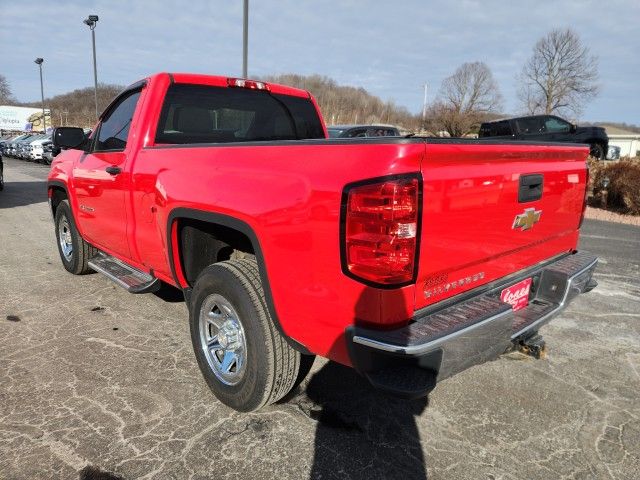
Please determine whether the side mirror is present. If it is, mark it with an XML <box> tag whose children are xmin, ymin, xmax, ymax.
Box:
<box><xmin>53</xmin><ymin>127</ymin><xmax>87</xmax><ymax>150</ymax></box>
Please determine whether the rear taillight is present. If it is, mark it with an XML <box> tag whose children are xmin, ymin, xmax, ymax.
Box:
<box><xmin>341</xmin><ymin>175</ymin><xmax>422</xmax><ymax>287</ymax></box>
<box><xmin>579</xmin><ymin>162</ymin><xmax>589</xmax><ymax>228</ymax></box>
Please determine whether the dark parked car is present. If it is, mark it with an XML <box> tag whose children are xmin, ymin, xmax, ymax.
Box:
<box><xmin>478</xmin><ymin>115</ymin><xmax>609</xmax><ymax>160</ymax></box>
<box><xmin>327</xmin><ymin>124</ymin><xmax>400</xmax><ymax>138</ymax></box>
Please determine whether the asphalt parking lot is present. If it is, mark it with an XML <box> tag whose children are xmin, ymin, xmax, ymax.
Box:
<box><xmin>1</xmin><ymin>157</ymin><xmax>639</xmax><ymax>480</ymax></box>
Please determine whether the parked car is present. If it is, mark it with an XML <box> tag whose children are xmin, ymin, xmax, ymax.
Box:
<box><xmin>49</xmin><ymin>72</ymin><xmax>597</xmax><ymax>412</ymax></box>
<box><xmin>607</xmin><ymin>145</ymin><xmax>621</xmax><ymax>160</ymax></box>
<box><xmin>42</xmin><ymin>141</ymin><xmax>59</xmax><ymax>165</ymax></box>
<box><xmin>15</xmin><ymin>133</ymin><xmax>43</xmax><ymax>159</ymax></box>
<box><xmin>4</xmin><ymin>134</ymin><xmax>32</xmax><ymax>157</ymax></box>
<box><xmin>0</xmin><ymin>134</ymin><xmax>16</xmax><ymax>155</ymax></box>
<box><xmin>327</xmin><ymin>124</ymin><xmax>400</xmax><ymax>138</ymax></box>
<box><xmin>478</xmin><ymin>115</ymin><xmax>609</xmax><ymax>159</ymax></box>
<box><xmin>28</xmin><ymin>135</ymin><xmax>52</xmax><ymax>162</ymax></box>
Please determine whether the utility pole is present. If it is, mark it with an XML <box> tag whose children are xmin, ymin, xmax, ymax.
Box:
<box><xmin>83</xmin><ymin>15</ymin><xmax>100</xmax><ymax>120</ymax></box>
<box><xmin>34</xmin><ymin>58</ymin><xmax>46</xmax><ymax>133</ymax></box>
<box><xmin>422</xmin><ymin>83</ymin><xmax>428</xmax><ymax>132</ymax></box>
<box><xmin>242</xmin><ymin>0</ymin><xmax>248</xmax><ymax>78</ymax></box>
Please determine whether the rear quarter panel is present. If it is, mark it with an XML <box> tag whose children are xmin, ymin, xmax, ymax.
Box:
<box><xmin>134</xmin><ymin>140</ymin><xmax>425</xmax><ymax>364</ymax></box>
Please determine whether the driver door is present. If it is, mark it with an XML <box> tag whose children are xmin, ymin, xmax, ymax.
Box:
<box><xmin>73</xmin><ymin>88</ymin><xmax>142</xmax><ymax>259</ymax></box>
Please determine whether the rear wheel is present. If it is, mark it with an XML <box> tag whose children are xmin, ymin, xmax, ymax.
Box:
<box><xmin>189</xmin><ymin>259</ymin><xmax>307</xmax><ymax>411</ymax></box>
<box><xmin>54</xmin><ymin>200</ymin><xmax>96</xmax><ymax>274</ymax></box>
<box><xmin>590</xmin><ymin>143</ymin><xmax>605</xmax><ymax>160</ymax></box>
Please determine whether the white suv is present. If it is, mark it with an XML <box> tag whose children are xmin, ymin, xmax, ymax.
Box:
<box><xmin>28</xmin><ymin>136</ymin><xmax>52</xmax><ymax>162</ymax></box>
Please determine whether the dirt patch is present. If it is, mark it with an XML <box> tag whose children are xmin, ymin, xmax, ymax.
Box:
<box><xmin>584</xmin><ymin>207</ymin><xmax>640</xmax><ymax>226</ymax></box>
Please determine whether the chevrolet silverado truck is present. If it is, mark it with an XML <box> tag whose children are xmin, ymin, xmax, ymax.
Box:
<box><xmin>49</xmin><ymin>73</ymin><xmax>598</xmax><ymax>412</ymax></box>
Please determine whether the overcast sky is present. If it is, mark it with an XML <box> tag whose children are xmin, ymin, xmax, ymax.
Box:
<box><xmin>1</xmin><ymin>0</ymin><xmax>638</xmax><ymax>123</ymax></box>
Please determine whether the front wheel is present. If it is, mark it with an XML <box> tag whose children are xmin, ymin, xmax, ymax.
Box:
<box><xmin>189</xmin><ymin>259</ymin><xmax>309</xmax><ymax>411</ymax></box>
<box><xmin>54</xmin><ymin>200</ymin><xmax>96</xmax><ymax>274</ymax></box>
<box><xmin>590</xmin><ymin>143</ymin><xmax>605</xmax><ymax>160</ymax></box>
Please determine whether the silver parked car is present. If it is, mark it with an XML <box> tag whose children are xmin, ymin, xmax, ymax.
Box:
<box><xmin>606</xmin><ymin>145</ymin><xmax>621</xmax><ymax>160</ymax></box>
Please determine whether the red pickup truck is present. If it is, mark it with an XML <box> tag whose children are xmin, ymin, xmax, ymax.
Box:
<box><xmin>49</xmin><ymin>73</ymin><xmax>598</xmax><ymax>411</ymax></box>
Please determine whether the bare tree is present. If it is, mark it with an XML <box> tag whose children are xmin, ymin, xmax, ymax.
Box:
<box><xmin>0</xmin><ymin>74</ymin><xmax>15</xmax><ymax>104</ymax></box>
<box><xmin>518</xmin><ymin>28</ymin><xmax>599</xmax><ymax>117</ymax></box>
<box><xmin>430</xmin><ymin>62</ymin><xmax>503</xmax><ymax>137</ymax></box>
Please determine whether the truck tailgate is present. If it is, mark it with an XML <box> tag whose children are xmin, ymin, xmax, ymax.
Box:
<box><xmin>415</xmin><ymin>142</ymin><xmax>588</xmax><ymax>311</ymax></box>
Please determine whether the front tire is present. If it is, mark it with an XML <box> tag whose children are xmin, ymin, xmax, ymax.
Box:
<box><xmin>54</xmin><ymin>200</ymin><xmax>96</xmax><ymax>274</ymax></box>
<box><xmin>189</xmin><ymin>259</ymin><xmax>305</xmax><ymax>411</ymax></box>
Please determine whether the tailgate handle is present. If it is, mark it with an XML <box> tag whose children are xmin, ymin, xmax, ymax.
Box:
<box><xmin>519</xmin><ymin>174</ymin><xmax>543</xmax><ymax>202</ymax></box>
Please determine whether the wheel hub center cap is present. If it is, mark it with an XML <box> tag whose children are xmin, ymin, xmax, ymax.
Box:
<box><xmin>218</xmin><ymin>321</ymin><xmax>240</xmax><ymax>350</ymax></box>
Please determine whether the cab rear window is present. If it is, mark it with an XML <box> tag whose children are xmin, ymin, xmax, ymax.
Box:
<box><xmin>155</xmin><ymin>84</ymin><xmax>325</xmax><ymax>144</ymax></box>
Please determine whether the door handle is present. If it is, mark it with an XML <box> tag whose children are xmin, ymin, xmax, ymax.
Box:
<box><xmin>106</xmin><ymin>166</ymin><xmax>122</xmax><ymax>175</ymax></box>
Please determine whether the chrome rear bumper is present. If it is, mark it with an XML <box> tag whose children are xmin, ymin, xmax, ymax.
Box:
<box><xmin>347</xmin><ymin>251</ymin><xmax>598</xmax><ymax>397</ymax></box>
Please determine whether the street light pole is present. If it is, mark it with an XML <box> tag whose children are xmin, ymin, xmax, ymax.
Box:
<box><xmin>34</xmin><ymin>58</ymin><xmax>46</xmax><ymax>133</ymax></box>
<box><xmin>242</xmin><ymin>0</ymin><xmax>248</xmax><ymax>78</ymax></box>
<box><xmin>83</xmin><ymin>15</ymin><xmax>99</xmax><ymax>120</ymax></box>
<box><xmin>421</xmin><ymin>83</ymin><xmax>428</xmax><ymax>132</ymax></box>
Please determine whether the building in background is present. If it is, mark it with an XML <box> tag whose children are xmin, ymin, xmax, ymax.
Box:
<box><xmin>604</xmin><ymin>125</ymin><xmax>640</xmax><ymax>158</ymax></box>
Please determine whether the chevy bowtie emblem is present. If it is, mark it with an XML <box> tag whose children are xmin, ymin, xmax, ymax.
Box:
<box><xmin>512</xmin><ymin>208</ymin><xmax>542</xmax><ymax>230</ymax></box>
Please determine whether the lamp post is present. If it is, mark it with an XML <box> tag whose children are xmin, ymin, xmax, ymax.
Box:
<box><xmin>34</xmin><ymin>58</ymin><xmax>46</xmax><ymax>133</ymax></box>
<box><xmin>83</xmin><ymin>14</ymin><xmax>99</xmax><ymax>120</ymax></box>
<box><xmin>242</xmin><ymin>0</ymin><xmax>248</xmax><ymax>78</ymax></box>
<box><xmin>421</xmin><ymin>83</ymin><xmax>428</xmax><ymax>133</ymax></box>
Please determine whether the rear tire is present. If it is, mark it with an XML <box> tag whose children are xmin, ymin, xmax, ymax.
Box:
<box><xmin>189</xmin><ymin>259</ymin><xmax>304</xmax><ymax>411</ymax></box>
<box><xmin>54</xmin><ymin>200</ymin><xmax>96</xmax><ymax>274</ymax></box>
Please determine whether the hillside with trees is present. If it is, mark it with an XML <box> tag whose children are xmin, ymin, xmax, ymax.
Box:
<box><xmin>262</xmin><ymin>74</ymin><xmax>421</xmax><ymax>130</ymax></box>
<box><xmin>23</xmin><ymin>84</ymin><xmax>125</xmax><ymax>128</ymax></box>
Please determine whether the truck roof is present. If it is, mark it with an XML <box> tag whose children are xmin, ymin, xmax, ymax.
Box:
<box><xmin>481</xmin><ymin>114</ymin><xmax>565</xmax><ymax>125</ymax></box>
<box><xmin>127</xmin><ymin>73</ymin><xmax>312</xmax><ymax>100</ymax></box>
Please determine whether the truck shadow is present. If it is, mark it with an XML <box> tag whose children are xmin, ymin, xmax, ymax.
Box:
<box><xmin>303</xmin><ymin>287</ymin><xmax>429</xmax><ymax>479</ymax></box>
<box><xmin>304</xmin><ymin>362</ymin><xmax>429</xmax><ymax>480</ymax></box>
<box><xmin>0</xmin><ymin>180</ymin><xmax>48</xmax><ymax>209</ymax></box>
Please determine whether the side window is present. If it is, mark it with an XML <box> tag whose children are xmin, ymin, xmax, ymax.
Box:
<box><xmin>347</xmin><ymin>129</ymin><xmax>367</xmax><ymax>138</ymax></box>
<box><xmin>516</xmin><ymin>117</ymin><xmax>544</xmax><ymax>135</ymax></box>
<box><xmin>495</xmin><ymin>121</ymin><xmax>513</xmax><ymax>136</ymax></box>
<box><xmin>544</xmin><ymin>117</ymin><xmax>570</xmax><ymax>133</ymax></box>
<box><xmin>94</xmin><ymin>90</ymin><xmax>141</xmax><ymax>152</ymax></box>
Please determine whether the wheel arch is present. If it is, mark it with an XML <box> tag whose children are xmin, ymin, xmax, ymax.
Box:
<box><xmin>587</xmin><ymin>139</ymin><xmax>607</xmax><ymax>159</ymax></box>
<box><xmin>167</xmin><ymin>208</ymin><xmax>311</xmax><ymax>354</ymax></box>
<box><xmin>47</xmin><ymin>180</ymin><xmax>70</xmax><ymax>218</ymax></box>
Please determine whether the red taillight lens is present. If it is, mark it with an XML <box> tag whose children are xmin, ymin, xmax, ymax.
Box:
<box><xmin>342</xmin><ymin>175</ymin><xmax>421</xmax><ymax>286</ymax></box>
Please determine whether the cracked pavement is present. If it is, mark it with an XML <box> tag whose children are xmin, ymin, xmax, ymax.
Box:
<box><xmin>1</xmin><ymin>157</ymin><xmax>639</xmax><ymax>479</ymax></box>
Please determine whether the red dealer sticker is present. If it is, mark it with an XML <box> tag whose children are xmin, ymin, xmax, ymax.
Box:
<box><xmin>500</xmin><ymin>277</ymin><xmax>532</xmax><ymax>312</ymax></box>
